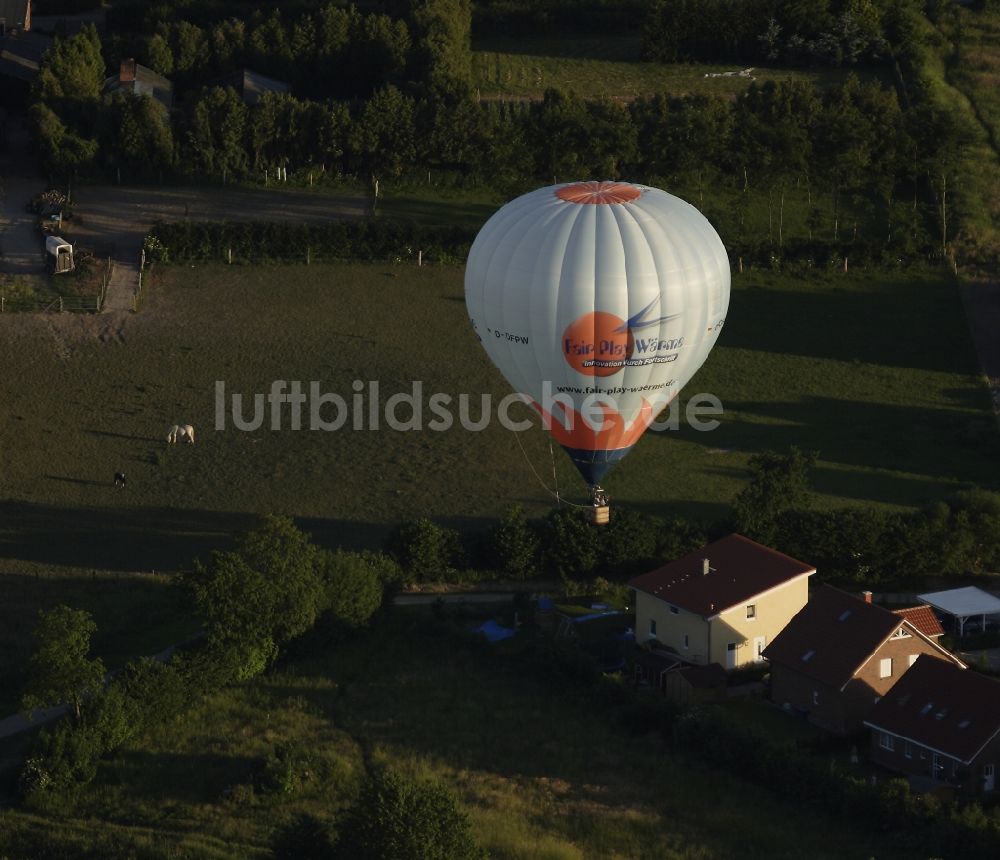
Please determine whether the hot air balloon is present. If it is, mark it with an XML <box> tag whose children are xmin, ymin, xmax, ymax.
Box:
<box><xmin>464</xmin><ymin>180</ymin><xmax>730</xmax><ymax>522</ymax></box>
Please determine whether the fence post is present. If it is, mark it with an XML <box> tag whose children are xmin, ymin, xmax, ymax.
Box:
<box><xmin>417</xmin><ymin>250</ymin><xmax>422</xmax><ymax>267</ymax></box>
<box><xmin>59</xmin><ymin>296</ymin><xmax>63</xmax><ymax>313</ymax></box>
<box><xmin>307</xmin><ymin>246</ymin><xmax>310</xmax><ymax>265</ymax></box>
<box><xmin>1</xmin><ymin>296</ymin><xmax>4</xmax><ymax>313</ymax></box>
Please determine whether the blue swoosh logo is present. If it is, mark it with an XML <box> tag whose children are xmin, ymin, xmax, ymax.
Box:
<box><xmin>612</xmin><ymin>297</ymin><xmax>680</xmax><ymax>333</ymax></box>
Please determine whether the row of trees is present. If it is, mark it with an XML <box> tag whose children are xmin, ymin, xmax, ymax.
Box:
<box><xmin>387</xmin><ymin>450</ymin><xmax>1000</xmax><ymax>587</ymax></box>
<box><xmin>18</xmin><ymin>516</ymin><xmax>393</xmax><ymax>806</ymax></box>
<box><xmin>110</xmin><ymin>1</ymin><xmax>473</xmax><ymax>101</ymax></box>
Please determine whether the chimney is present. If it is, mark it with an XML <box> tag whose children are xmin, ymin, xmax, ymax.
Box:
<box><xmin>702</xmin><ymin>558</ymin><xmax>710</xmax><ymax>576</ymax></box>
<box><xmin>120</xmin><ymin>58</ymin><xmax>137</xmax><ymax>83</ymax></box>
<box><xmin>862</xmin><ymin>591</ymin><xmax>872</xmax><ymax>604</ymax></box>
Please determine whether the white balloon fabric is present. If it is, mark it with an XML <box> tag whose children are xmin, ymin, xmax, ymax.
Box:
<box><xmin>465</xmin><ymin>180</ymin><xmax>731</xmax><ymax>487</ymax></box>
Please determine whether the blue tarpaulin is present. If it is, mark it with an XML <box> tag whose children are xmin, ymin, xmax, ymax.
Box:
<box><xmin>475</xmin><ymin>620</ymin><xmax>516</xmax><ymax>642</ymax></box>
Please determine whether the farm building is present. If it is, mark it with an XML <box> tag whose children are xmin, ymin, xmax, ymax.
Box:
<box><xmin>865</xmin><ymin>655</ymin><xmax>1000</xmax><ymax>796</ymax></box>
<box><xmin>629</xmin><ymin>534</ymin><xmax>814</xmax><ymax>670</ymax></box>
<box><xmin>0</xmin><ymin>27</ymin><xmax>47</xmax><ymax>106</ymax></box>
<box><xmin>0</xmin><ymin>0</ymin><xmax>30</xmax><ymax>35</ymax></box>
<box><xmin>104</xmin><ymin>59</ymin><xmax>173</xmax><ymax>110</ymax></box>
<box><xmin>764</xmin><ymin>586</ymin><xmax>965</xmax><ymax>735</ymax></box>
<box><xmin>224</xmin><ymin>68</ymin><xmax>290</xmax><ymax>106</ymax></box>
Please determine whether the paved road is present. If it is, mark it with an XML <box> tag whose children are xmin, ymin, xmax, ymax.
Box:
<box><xmin>0</xmin><ymin>117</ymin><xmax>46</xmax><ymax>275</ymax></box>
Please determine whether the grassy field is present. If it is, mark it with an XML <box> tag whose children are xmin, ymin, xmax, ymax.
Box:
<box><xmin>0</xmin><ymin>262</ymin><xmax>996</xmax><ymax>579</ymax></box>
<box><xmin>0</xmin><ymin>615</ymin><xmax>911</xmax><ymax>859</ymax></box>
<box><xmin>470</xmin><ymin>35</ymin><xmax>878</xmax><ymax>100</ymax></box>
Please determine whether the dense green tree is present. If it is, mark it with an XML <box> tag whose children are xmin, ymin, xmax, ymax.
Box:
<box><xmin>319</xmin><ymin>549</ymin><xmax>386</xmax><ymax>628</ymax></box>
<box><xmin>581</xmin><ymin>98</ymin><xmax>638</xmax><ymax>178</ymax></box>
<box><xmin>529</xmin><ymin>88</ymin><xmax>589</xmax><ymax>181</ymax></box>
<box><xmin>209</xmin><ymin>18</ymin><xmax>247</xmax><ymax>71</ymax></box>
<box><xmin>185</xmin><ymin>86</ymin><xmax>249</xmax><ymax>179</ymax></box>
<box><xmin>409</xmin><ymin>0</ymin><xmax>473</xmax><ymax>93</ymax></box>
<box><xmin>489</xmin><ymin>504</ymin><xmax>540</xmax><ymax>579</ymax></box>
<box><xmin>731</xmin><ymin>447</ymin><xmax>817</xmax><ymax>544</ymax></box>
<box><xmin>145</xmin><ymin>32</ymin><xmax>174</xmax><ymax>76</ymax></box>
<box><xmin>30</xmin><ymin>102</ymin><xmax>98</xmax><ymax>177</ymax></box>
<box><xmin>166</xmin><ymin>20</ymin><xmax>209</xmax><ymax>76</ymax></box>
<box><xmin>352</xmin><ymin>85</ymin><xmax>416</xmax><ymax>181</ymax></box>
<box><xmin>34</xmin><ymin>23</ymin><xmax>105</xmax><ymax>103</ymax></box>
<box><xmin>539</xmin><ymin>507</ymin><xmax>601</xmax><ymax>580</ymax></box>
<box><xmin>185</xmin><ymin>516</ymin><xmax>325</xmax><ymax>678</ymax></box>
<box><xmin>334</xmin><ymin>768</ymin><xmax>485</xmax><ymax>860</ymax></box>
<box><xmin>389</xmin><ymin>517</ymin><xmax>463</xmax><ymax>583</ymax></box>
<box><xmin>21</xmin><ymin>606</ymin><xmax>105</xmax><ymax>723</ymax></box>
<box><xmin>102</xmin><ymin>93</ymin><xmax>174</xmax><ymax>176</ymax></box>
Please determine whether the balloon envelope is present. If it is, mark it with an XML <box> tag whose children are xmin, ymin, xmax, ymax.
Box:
<box><xmin>464</xmin><ymin>180</ymin><xmax>730</xmax><ymax>486</ymax></box>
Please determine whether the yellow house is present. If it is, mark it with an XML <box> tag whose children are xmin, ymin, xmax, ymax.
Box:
<box><xmin>628</xmin><ymin>534</ymin><xmax>815</xmax><ymax>670</ymax></box>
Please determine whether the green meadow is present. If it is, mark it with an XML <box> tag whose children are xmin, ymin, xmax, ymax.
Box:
<box><xmin>0</xmin><ymin>616</ymin><xmax>910</xmax><ymax>859</ymax></box>
<box><xmin>0</xmin><ymin>261</ymin><xmax>995</xmax><ymax>582</ymax></box>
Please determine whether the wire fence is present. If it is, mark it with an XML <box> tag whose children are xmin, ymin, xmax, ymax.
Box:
<box><xmin>0</xmin><ymin>256</ymin><xmax>113</xmax><ymax>314</ymax></box>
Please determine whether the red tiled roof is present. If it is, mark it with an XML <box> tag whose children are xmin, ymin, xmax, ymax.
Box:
<box><xmin>762</xmin><ymin>585</ymin><xmax>946</xmax><ymax>690</ymax></box>
<box><xmin>893</xmin><ymin>605</ymin><xmax>944</xmax><ymax>638</ymax></box>
<box><xmin>628</xmin><ymin>534</ymin><xmax>814</xmax><ymax>618</ymax></box>
<box><xmin>865</xmin><ymin>656</ymin><xmax>1000</xmax><ymax>763</ymax></box>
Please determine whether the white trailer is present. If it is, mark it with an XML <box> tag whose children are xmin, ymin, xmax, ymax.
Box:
<box><xmin>45</xmin><ymin>236</ymin><xmax>74</xmax><ymax>274</ymax></box>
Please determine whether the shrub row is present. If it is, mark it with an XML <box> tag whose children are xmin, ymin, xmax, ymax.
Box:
<box><xmin>145</xmin><ymin>219</ymin><xmax>476</xmax><ymax>266</ymax></box>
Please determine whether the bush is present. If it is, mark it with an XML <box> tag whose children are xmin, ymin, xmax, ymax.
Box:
<box><xmin>334</xmin><ymin>767</ymin><xmax>485</xmax><ymax>860</ymax></box>
<box><xmin>388</xmin><ymin>518</ymin><xmax>464</xmax><ymax>583</ymax></box>
<box><xmin>146</xmin><ymin>219</ymin><xmax>475</xmax><ymax>266</ymax></box>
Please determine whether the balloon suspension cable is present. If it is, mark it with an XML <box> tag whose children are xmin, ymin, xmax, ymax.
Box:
<box><xmin>548</xmin><ymin>438</ymin><xmax>560</xmax><ymax>506</ymax></box>
<box><xmin>512</xmin><ymin>430</ymin><xmax>588</xmax><ymax>509</ymax></box>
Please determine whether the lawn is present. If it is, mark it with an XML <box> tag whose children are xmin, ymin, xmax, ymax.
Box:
<box><xmin>0</xmin><ymin>617</ymin><xmax>911</xmax><ymax>859</ymax></box>
<box><xmin>0</xmin><ymin>262</ymin><xmax>996</xmax><ymax>578</ymax></box>
<box><xmin>470</xmin><ymin>35</ymin><xmax>879</xmax><ymax>100</ymax></box>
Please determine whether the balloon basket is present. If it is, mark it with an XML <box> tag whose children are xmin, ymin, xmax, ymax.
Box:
<box><xmin>586</xmin><ymin>505</ymin><xmax>611</xmax><ymax>526</ymax></box>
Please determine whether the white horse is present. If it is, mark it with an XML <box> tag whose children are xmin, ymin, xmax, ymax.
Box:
<box><xmin>166</xmin><ymin>424</ymin><xmax>180</xmax><ymax>444</ymax></box>
<box><xmin>180</xmin><ymin>424</ymin><xmax>195</xmax><ymax>444</ymax></box>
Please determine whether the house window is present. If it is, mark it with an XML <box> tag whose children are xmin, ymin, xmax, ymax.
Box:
<box><xmin>879</xmin><ymin>658</ymin><xmax>893</xmax><ymax>679</ymax></box>
<box><xmin>746</xmin><ymin>604</ymin><xmax>756</xmax><ymax>620</ymax></box>
<box><xmin>649</xmin><ymin>619</ymin><xmax>657</xmax><ymax>637</ymax></box>
<box><xmin>669</xmin><ymin>606</ymin><xmax>679</xmax><ymax>615</ymax></box>
<box><xmin>904</xmin><ymin>742</ymin><xmax>912</xmax><ymax>759</ymax></box>
<box><xmin>879</xmin><ymin>733</ymin><xmax>895</xmax><ymax>752</ymax></box>
<box><xmin>920</xmin><ymin>749</ymin><xmax>927</xmax><ymax>760</ymax></box>
<box><xmin>909</xmin><ymin>654</ymin><xmax>918</xmax><ymax>667</ymax></box>
<box><xmin>683</xmin><ymin>634</ymin><xmax>689</xmax><ymax>650</ymax></box>
<box><xmin>812</xmin><ymin>691</ymin><xmax>820</xmax><ymax>706</ymax></box>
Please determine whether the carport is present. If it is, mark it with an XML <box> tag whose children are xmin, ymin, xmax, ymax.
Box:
<box><xmin>917</xmin><ymin>586</ymin><xmax>1000</xmax><ymax>637</ymax></box>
